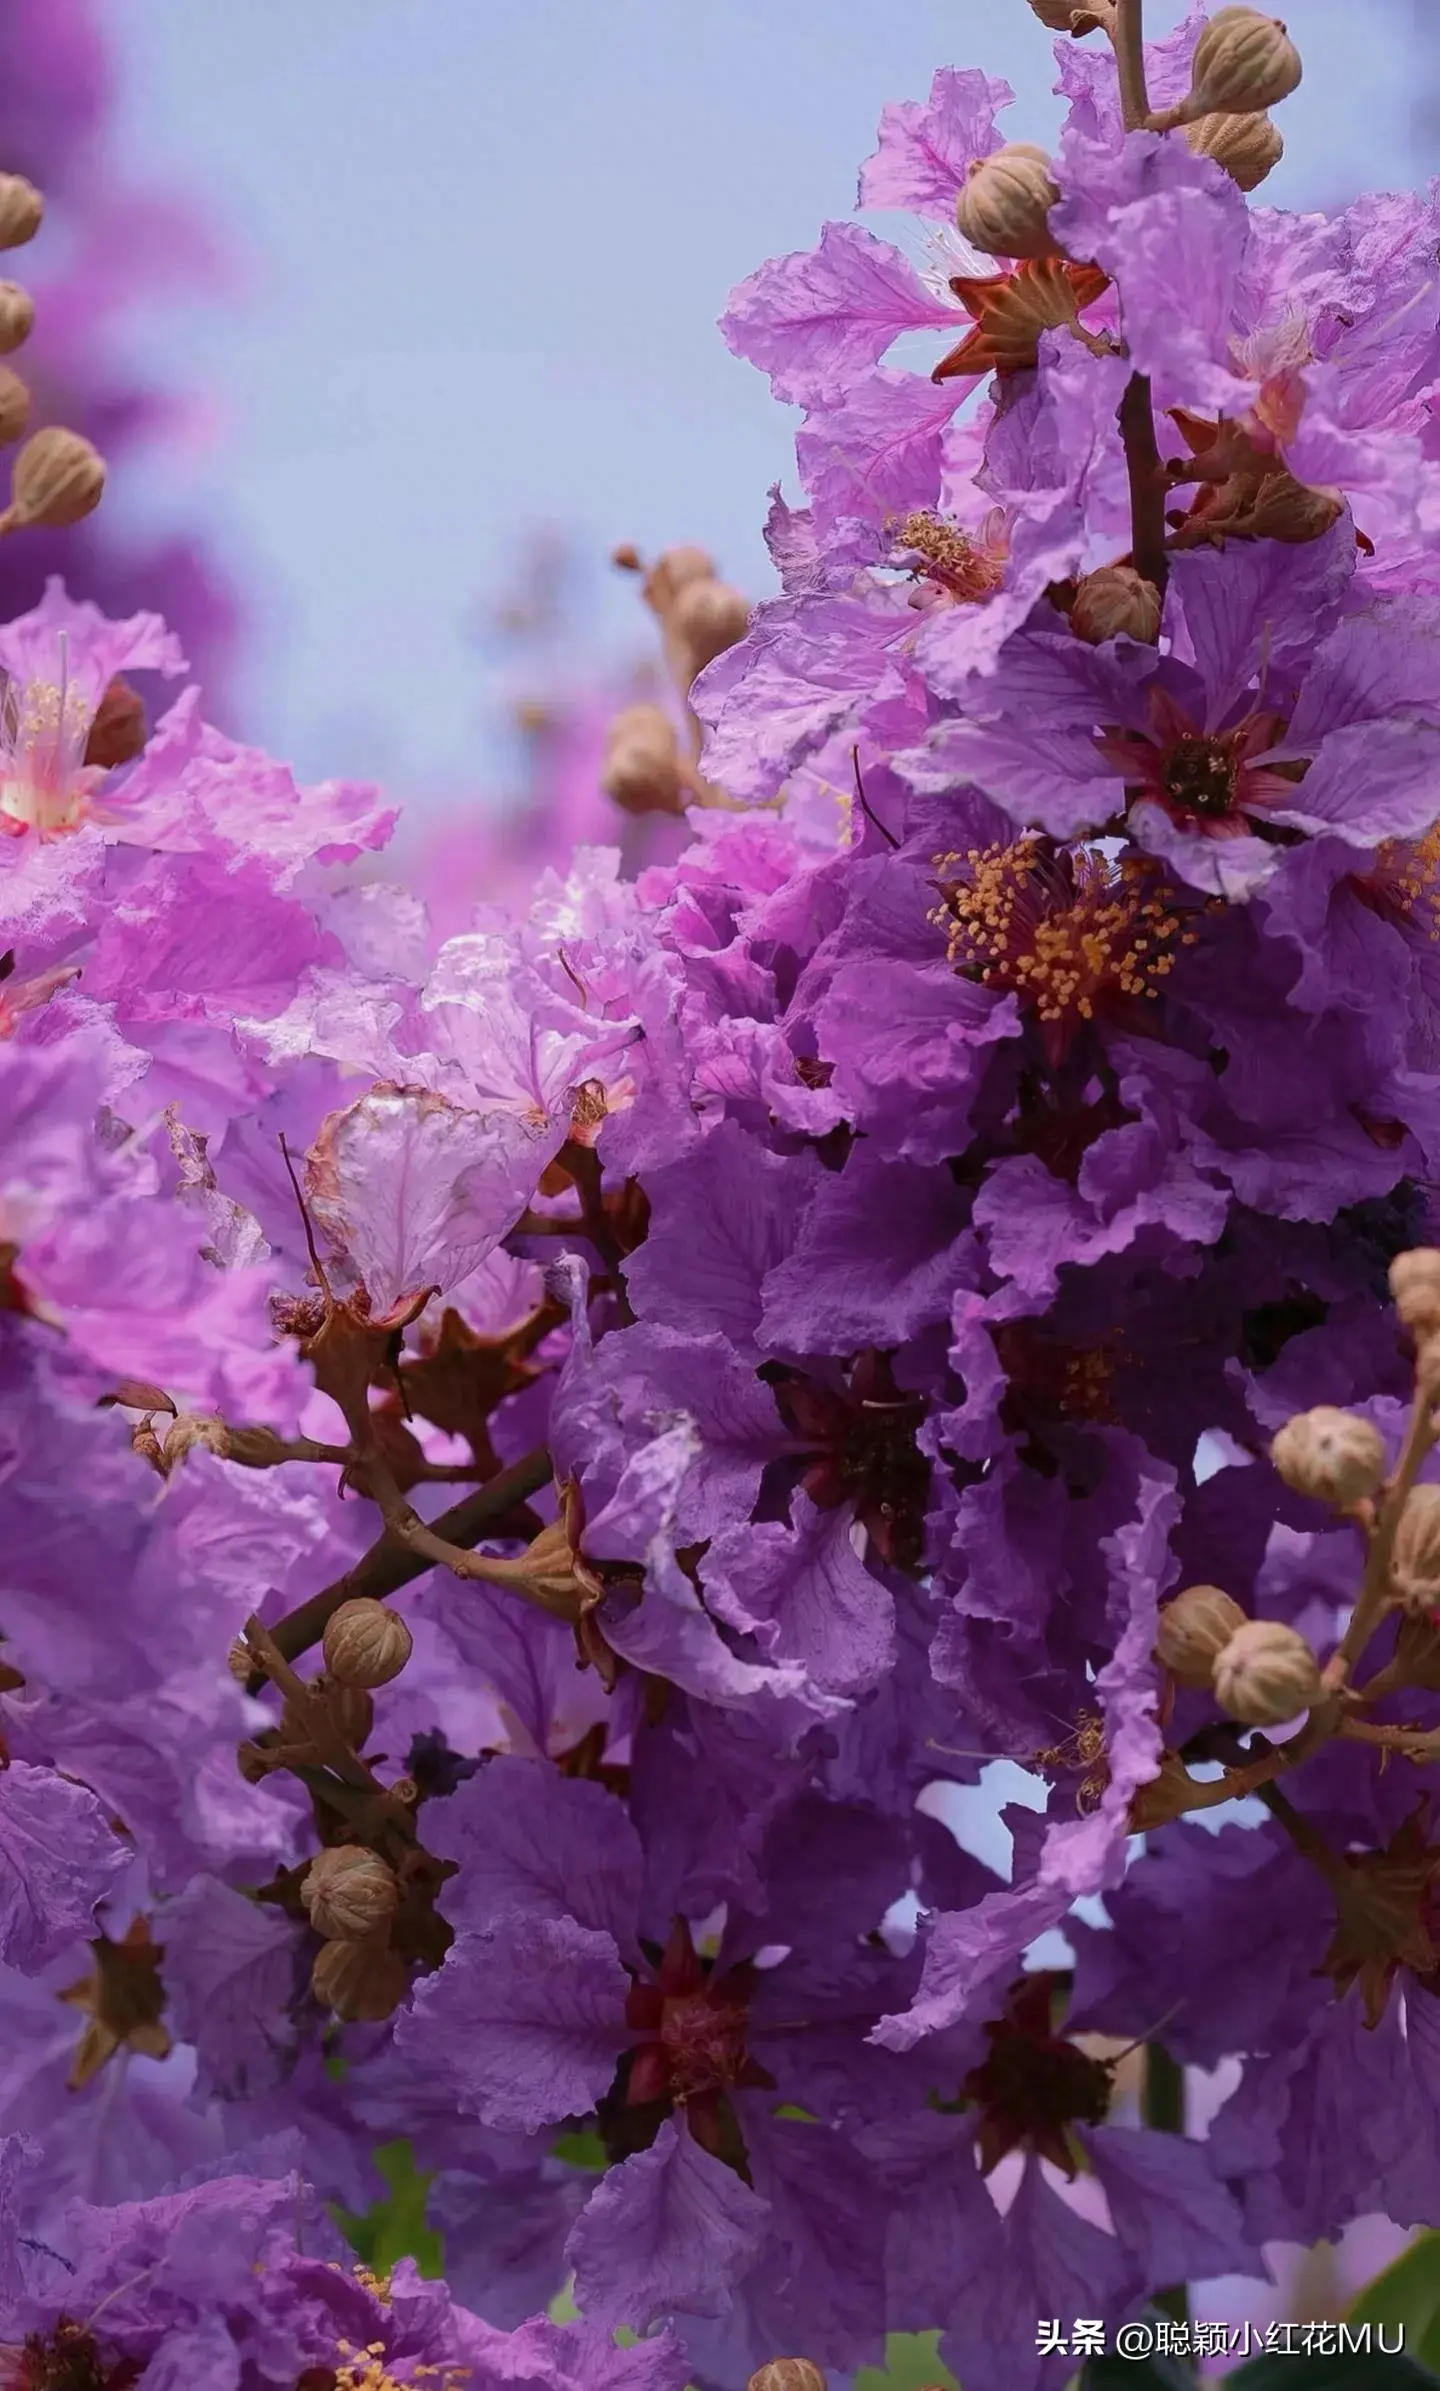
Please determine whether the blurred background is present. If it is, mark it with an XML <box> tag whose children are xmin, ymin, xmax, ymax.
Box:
<box><xmin>27</xmin><ymin>0</ymin><xmax>1419</xmax><ymax>810</ymax></box>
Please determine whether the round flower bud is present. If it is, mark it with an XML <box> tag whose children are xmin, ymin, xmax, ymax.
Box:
<box><xmin>1</xmin><ymin>426</ymin><xmax>105</xmax><ymax>532</ymax></box>
<box><xmin>322</xmin><ymin>1596</ymin><xmax>413</xmax><ymax>1688</ymax></box>
<box><xmin>955</xmin><ymin>142</ymin><xmax>1060</xmax><ymax>263</ymax></box>
<box><xmin>643</xmin><ymin>543</ymin><xmax>717</xmax><ymax>616</ymax></box>
<box><xmin>1069</xmin><ymin>565</ymin><xmax>1162</xmax><ymax>646</ymax></box>
<box><xmin>1183</xmin><ymin>108</ymin><xmax>1284</xmax><ymax>191</ymax></box>
<box><xmin>1155</xmin><ymin>1584</ymin><xmax>1248</xmax><ymax>1689</ymax></box>
<box><xmin>0</xmin><ymin>176</ymin><xmax>43</xmax><ymax>251</ymax></box>
<box><xmin>1270</xmin><ymin>1407</ymin><xmax>1387</xmax><ymax>1508</ymax></box>
<box><xmin>1391</xmin><ymin>1249</ymin><xmax>1440</xmax><ymax>1337</ymax></box>
<box><xmin>0</xmin><ymin>282</ymin><xmax>35</xmax><ymax>353</ymax></box>
<box><xmin>301</xmin><ymin>1845</ymin><xmax>399</xmax><ymax>1941</ymax></box>
<box><xmin>0</xmin><ymin>367</ymin><xmax>29</xmax><ymax>446</ymax></box>
<box><xmin>748</xmin><ymin>2367</ymin><xmax>827</xmax><ymax>2391</ymax></box>
<box><xmin>601</xmin><ymin>703</ymin><xmax>685</xmax><ymax>816</ymax></box>
<box><xmin>311</xmin><ymin>1933</ymin><xmax>409</xmax><ymax>2024</ymax></box>
<box><xmin>1213</xmin><ymin>1618</ymin><xmax>1322</xmax><ymax>1726</ymax></box>
<box><xmin>1025</xmin><ymin>0</ymin><xmax>1079</xmax><ymax>24</ymax></box>
<box><xmin>1183</xmin><ymin>9</ymin><xmax>1302</xmax><ymax>121</ymax></box>
<box><xmin>668</xmin><ymin>576</ymin><xmax>751</xmax><ymax>679</ymax></box>
<box><xmin>1392</xmin><ymin>1483</ymin><xmax>1440</xmax><ymax>1617</ymax></box>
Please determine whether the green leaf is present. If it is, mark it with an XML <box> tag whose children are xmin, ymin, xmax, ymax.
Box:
<box><xmin>854</xmin><ymin>2331</ymin><xmax>959</xmax><ymax>2390</ymax></box>
<box><xmin>332</xmin><ymin>2137</ymin><xmax>444</xmax><ymax>2279</ymax></box>
<box><xmin>774</xmin><ymin>2103</ymin><xmax>821</xmax><ymax>2124</ymax></box>
<box><xmin>1224</xmin><ymin>2349</ymin><xmax>1440</xmax><ymax>2388</ymax></box>
<box><xmin>1349</xmin><ymin>2233</ymin><xmax>1440</xmax><ymax>2372</ymax></box>
<box><xmin>552</xmin><ymin>2129</ymin><xmax>609</xmax><ymax>2172</ymax></box>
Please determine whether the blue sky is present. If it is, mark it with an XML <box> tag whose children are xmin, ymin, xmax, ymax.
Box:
<box><xmin>110</xmin><ymin>0</ymin><xmax>1420</xmax><ymax>805</ymax></box>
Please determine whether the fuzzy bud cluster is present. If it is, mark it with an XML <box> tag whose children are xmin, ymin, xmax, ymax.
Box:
<box><xmin>1213</xmin><ymin>1618</ymin><xmax>1322</xmax><ymax>1725</ymax></box>
<box><xmin>322</xmin><ymin>1596</ymin><xmax>414</xmax><ymax>1687</ymax></box>
<box><xmin>1156</xmin><ymin>1583</ymin><xmax>1248</xmax><ymax>1689</ymax></box>
<box><xmin>1270</xmin><ymin>1407</ymin><xmax>1387</xmax><ymax>1509</ymax></box>
<box><xmin>955</xmin><ymin>142</ymin><xmax>1059</xmax><ymax>262</ymax></box>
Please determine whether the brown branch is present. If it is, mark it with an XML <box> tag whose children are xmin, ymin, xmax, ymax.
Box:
<box><xmin>245</xmin><ymin>1442</ymin><xmax>554</xmax><ymax>1689</ymax></box>
<box><xmin>1113</xmin><ymin>0</ymin><xmax>1151</xmax><ymax>131</ymax></box>
<box><xmin>1117</xmin><ymin>373</ymin><xmax>1170</xmax><ymax>609</ymax></box>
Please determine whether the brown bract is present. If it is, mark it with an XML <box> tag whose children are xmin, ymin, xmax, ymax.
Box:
<box><xmin>932</xmin><ymin>258</ymin><xmax>1111</xmax><ymax>381</ymax></box>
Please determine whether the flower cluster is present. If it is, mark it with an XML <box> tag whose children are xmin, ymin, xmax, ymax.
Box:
<box><xmin>7</xmin><ymin>5</ymin><xmax>1440</xmax><ymax>2389</ymax></box>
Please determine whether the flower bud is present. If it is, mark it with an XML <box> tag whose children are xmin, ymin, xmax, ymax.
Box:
<box><xmin>1</xmin><ymin>426</ymin><xmax>106</xmax><ymax>532</ymax></box>
<box><xmin>601</xmin><ymin>703</ymin><xmax>685</xmax><ymax>816</ymax></box>
<box><xmin>0</xmin><ymin>176</ymin><xmax>42</xmax><ymax>251</ymax></box>
<box><xmin>1069</xmin><ymin>565</ymin><xmax>1162</xmax><ymax>645</ymax></box>
<box><xmin>955</xmin><ymin>143</ymin><xmax>1060</xmax><ymax>263</ymax></box>
<box><xmin>322</xmin><ymin>1597</ymin><xmax>413</xmax><ymax>1688</ymax></box>
<box><xmin>1183</xmin><ymin>108</ymin><xmax>1284</xmax><ymax>191</ymax></box>
<box><xmin>1182</xmin><ymin>9</ymin><xmax>1301</xmax><ymax>122</ymax></box>
<box><xmin>0</xmin><ymin>282</ymin><xmax>33</xmax><ymax>353</ymax></box>
<box><xmin>643</xmin><ymin>543</ymin><xmax>716</xmax><ymax>616</ymax></box>
<box><xmin>1391</xmin><ymin>1249</ymin><xmax>1440</xmax><ymax>1336</ymax></box>
<box><xmin>301</xmin><ymin>1845</ymin><xmax>399</xmax><ymax>1941</ymax></box>
<box><xmin>0</xmin><ymin>367</ymin><xmax>29</xmax><ymax>446</ymax></box>
<box><xmin>311</xmin><ymin>1933</ymin><xmax>410</xmax><ymax>2023</ymax></box>
<box><xmin>1025</xmin><ymin>0</ymin><xmax>1080</xmax><ymax>24</ymax></box>
<box><xmin>668</xmin><ymin>576</ymin><xmax>751</xmax><ymax>679</ymax></box>
<box><xmin>1155</xmin><ymin>1584</ymin><xmax>1248</xmax><ymax>1689</ymax></box>
<box><xmin>1270</xmin><ymin>1407</ymin><xmax>1387</xmax><ymax>1508</ymax></box>
<box><xmin>1213</xmin><ymin>1618</ymin><xmax>1322</xmax><ymax>1725</ymax></box>
<box><xmin>1392</xmin><ymin>1483</ymin><xmax>1440</xmax><ymax>1617</ymax></box>
<box><xmin>748</xmin><ymin>2367</ymin><xmax>827</xmax><ymax>2391</ymax></box>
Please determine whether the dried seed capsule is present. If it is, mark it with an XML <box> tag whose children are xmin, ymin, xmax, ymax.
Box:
<box><xmin>301</xmin><ymin>1845</ymin><xmax>399</xmax><ymax>1941</ymax></box>
<box><xmin>601</xmin><ymin>702</ymin><xmax>685</xmax><ymax>816</ymax></box>
<box><xmin>1391</xmin><ymin>1249</ymin><xmax>1440</xmax><ymax>1337</ymax></box>
<box><xmin>1392</xmin><ymin>1483</ymin><xmax>1440</xmax><ymax>1616</ymax></box>
<box><xmin>1183</xmin><ymin>109</ymin><xmax>1284</xmax><ymax>191</ymax></box>
<box><xmin>1069</xmin><ymin>565</ymin><xmax>1162</xmax><ymax>645</ymax></box>
<box><xmin>1182</xmin><ymin>8</ymin><xmax>1302</xmax><ymax>121</ymax></box>
<box><xmin>748</xmin><ymin>2366</ymin><xmax>827</xmax><ymax>2391</ymax></box>
<box><xmin>0</xmin><ymin>366</ymin><xmax>29</xmax><ymax>445</ymax></box>
<box><xmin>955</xmin><ymin>142</ymin><xmax>1060</xmax><ymax>263</ymax></box>
<box><xmin>0</xmin><ymin>282</ymin><xmax>34</xmax><ymax>353</ymax></box>
<box><xmin>1213</xmin><ymin>1618</ymin><xmax>1322</xmax><ymax>1725</ymax></box>
<box><xmin>322</xmin><ymin>1596</ymin><xmax>413</xmax><ymax>1688</ymax></box>
<box><xmin>1155</xmin><ymin>1584</ymin><xmax>1248</xmax><ymax>1689</ymax></box>
<box><xmin>311</xmin><ymin>1933</ymin><xmax>410</xmax><ymax>2023</ymax></box>
<box><xmin>0</xmin><ymin>176</ymin><xmax>42</xmax><ymax>250</ymax></box>
<box><xmin>1270</xmin><ymin>1407</ymin><xmax>1387</xmax><ymax>1508</ymax></box>
<box><xmin>668</xmin><ymin>575</ymin><xmax>751</xmax><ymax>679</ymax></box>
<box><xmin>1</xmin><ymin>426</ymin><xmax>105</xmax><ymax>531</ymax></box>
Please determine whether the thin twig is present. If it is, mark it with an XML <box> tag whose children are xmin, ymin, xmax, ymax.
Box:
<box><xmin>1113</xmin><ymin>0</ymin><xmax>1152</xmax><ymax>131</ymax></box>
<box><xmin>1117</xmin><ymin>373</ymin><xmax>1170</xmax><ymax>606</ymax></box>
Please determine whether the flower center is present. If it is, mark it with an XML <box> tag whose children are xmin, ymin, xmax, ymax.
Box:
<box><xmin>771</xmin><ymin>1350</ymin><xmax>930</xmax><ymax>1568</ymax></box>
<box><xmin>891</xmin><ymin>509</ymin><xmax>1009</xmax><ymax>604</ymax></box>
<box><xmin>4</xmin><ymin>2324</ymin><xmax>142</xmax><ymax>2390</ymax></box>
<box><xmin>1161</xmin><ymin>735</ymin><xmax>1239</xmax><ymax>820</ymax></box>
<box><xmin>962</xmin><ymin>1974</ymin><xmax>1114</xmax><ymax>2177</ymax></box>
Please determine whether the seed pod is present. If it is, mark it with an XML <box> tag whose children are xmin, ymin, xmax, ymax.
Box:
<box><xmin>1270</xmin><ymin>1406</ymin><xmax>1387</xmax><ymax>1508</ymax></box>
<box><xmin>322</xmin><ymin>1596</ymin><xmax>413</xmax><ymax>1688</ymax></box>
<box><xmin>0</xmin><ymin>176</ymin><xmax>42</xmax><ymax>251</ymax></box>
<box><xmin>0</xmin><ymin>282</ymin><xmax>34</xmax><ymax>353</ymax></box>
<box><xmin>311</xmin><ymin>1933</ymin><xmax>410</xmax><ymax>2024</ymax></box>
<box><xmin>668</xmin><ymin>576</ymin><xmax>751</xmax><ymax>680</ymax></box>
<box><xmin>1392</xmin><ymin>1483</ymin><xmax>1440</xmax><ymax>1616</ymax></box>
<box><xmin>1025</xmin><ymin>0</ymin><xmax>1080</xmax><ymax>24</ymax></box>
<box><xmin>0</xmin><ymin>367</ymin><xmax>28</xmax><ymax>445</ymax></box>
<box><xmin>1240</xmin><ymin>473</ymin><xmax>1343</xmax><ymax>545</ymax></box>
<box><xmin>82</xmin><ymin>675</ymin><xmax>146</xmax><ymax>768</ymax></box>
<box><xmin>1</xmin><ymin>427</ymin><xmax>105</xmax><ymax>532</ymax></box>
<box><xmin>1183</xmin><ymin>109</ymin><xmax>1284</xmax><ymax>191</ymax></box>
<box><xmin>1182</xmin><ymin>9</ymin><xmax>1302</xmax><ymax>122</ymax></box>
<box><xmin>955</xmin><ymin>142</ymin><xmax>1060</xmax><ymax>263</ymax></box>
<box><xmin>1214</xmin><ymin>1618</ymin><xmax>1322</xmax><ymax>1725</ymax></box>
<box><xmin>301</xmin><ymin>1845</ymin><xmax>399</xmax><ymax>1941</ymax></box>
<box><xmin>1069</xmin><ymin>565</ymin><xmax>1162</xmax><ymax>645</ymax></box>
<box><xmin>1391</xmin><ymin>1249</ymin><xmax>1440</xmax><ymax>1337</ymax></box>
<box><xmin>601</xmin><ymin>702</ymin><xmax>685</xmax><ymax>816</ymax></box>
<box><xmin>1155</xmin><ymin>1584</ymin><xmax>1248</xmax><ymax>1689</ymax></box>
<box><xmin>748</xmin><ymin>2366</ymin><xmax>827</xmax><ymax>2391</ymax></box>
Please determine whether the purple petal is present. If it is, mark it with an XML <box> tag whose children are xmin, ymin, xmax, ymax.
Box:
<box><xmin>395</xmin><ymin>1916</ymin><xmax>631</xmax><ymax>2133</ymax></box>
<box><xmin>858</xmin><ymin>68</ymin><xmax>1012</xmax><ymax>217</ymax></box>
<box><xmin>568</xmin><ymin>2114</ymin><xmax>768</xmax><ymax>2330</ymax></box>
<box><xmin>427</xmin><ymin>1759</ymin><xmax>643</xmax><ymax>1952</ymax></box>
<box><xmin>720</xmin><ymin>221</ymin><xmax>959</xmax><ymax>410</ymax></box>
<box><xmin>0</xmin><ymin>1762</ymin><xmax>127</xmax><ymax>1974</ymax></box>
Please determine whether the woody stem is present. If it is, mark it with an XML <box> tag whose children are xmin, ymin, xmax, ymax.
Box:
<box><xmin>1113</xmin><ymin>0</ymin><xmax>1152</xmax><ymax>131</ymax></box>
<box><xmin>1118</xmin><ymin>373</ymin><xmax>1171</xmax><ymax>606</ymax></box>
